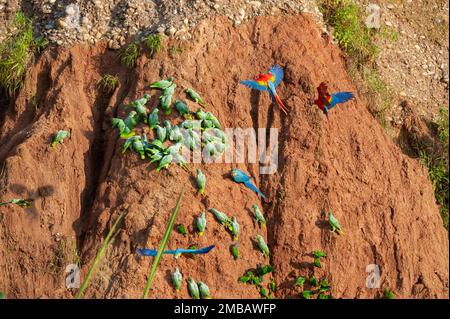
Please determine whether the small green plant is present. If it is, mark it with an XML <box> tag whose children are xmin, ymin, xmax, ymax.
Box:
<box><xmin>98</xmin><ymin>74</ymin><xmax>118</xmax><ymax>93</ymax></box>
<box><xmin>417</xmin><ymin>107</ymin><xmax>449</xmax><ymax>229</ymax></box>
<box><xmin>33</xmin><ymin>36</ymin><xmax>48</xmax><ymax>53</ymax></box>
<box><xmin>320</xmin><ymin>0</ymin><xmax>378</xmax><ymax>67</ymax></box>
<box><xmin>75</xmin><ymin>207</ymin><xmax>126</xmax><ymax>299</ymax></box>
<box><xmin>143</xmin><ymin>34</ymin><xmax>162</xmax><ymax>57</ymax></box>
<box><xmin>384</xmin><ymin>288</ymin><xmax>395</xmax><ymax>299</ymax></box>
<box><xmin>120</xmin><ymin>42</ymin><xmax>141</xmax><ymax>68</ymax></box>
<box><xmin>142</xmin><ymin>190</ymin><xmax>185</xmax><ymax>298</ymax></box>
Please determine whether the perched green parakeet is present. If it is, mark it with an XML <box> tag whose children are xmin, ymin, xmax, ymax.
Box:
<box><xmin>196</xmin><ymin>211</ymin><xmax>207</xmax><ymax>236</ymax></box>
<box><xmin>328</xmin><ymin>211</ymin><xmax>344</xmax><ymax>235</ymax></box>
<box><xmin>148</xmin><ymin>108</ymin><xmax>160</xmax><ymax>130</ymax></box>
<box><xmin>187</xmin><ymin>278</ymin><xmax>200</xmax><ymax>299</ymax></box>
<box><xmin>125</xmin><ymin>94</ymin><xmax>150</xmax><ymax>123</ymax></box>
<box><xmin>230</xmin><ymin>243</ymin><xmax>239</xmax><ymax>260</ymax></box>
<box><xmin>256</xmin><ymin>234</ymin><xmax>270</xmax><ymax>258</ymax></box>
<box><xmin>209</xmin><ymin>208</ymin><xmax>230</xmax><ymax>226</ymax></box>
<box><xmin>175</xmin><ymin>100</ymin><xmax>191</xmax><ymax>118</ymax></box>
<box><xmin>149</xmin><ymin>77</ymin><xmax>173</xmax><ymax>90</ymax></box>
<box><xmin>252</xmin><ymin>204</ymin><xmax>266</xmax><ymax>227</ymax></box>
<box><xmin>171</xmin><ymin>267</ymin><xmax>183</xmax><ymax>292</ymax></box>
<box><xmin>196</xmin><ymin>169</ymin><xmax>206</xmax><ymax>196</ymax></box>
<box><xmin>186</xmin><ymin>88</ymin><xmax>206</xmax><ymax>107</ymax></box>
<box><xmin>156</xmin><ymin>154</ymin><xmax>173</xmax><ymax>171</ymax></box>
<box><xmin>195</xmin><ymin>108</ymin><xmax>208</xmax><ymax>121</ymax></box>
<box><xmin>51</xmin><ymin>130</ymin><xmax>70</xmax><ymax>148</ymax></box>
<box><xmin>155</xmin><ymin>125</ymin><xmax>167</xmax><ymax>142</ymax></box>
<box><xmin>198</xmin><ymin>281</ymin><xmax>211</xmax><ymax>299</ymax></box>
<box><xmin>124</xmin><ymin>110</ymin><xmax>138</xmax><ymax>130</ymax></box>
<box><xmin>111</xmin><ymin>118</ymin><xmax>135</xmax><ymax>139</ymax></box>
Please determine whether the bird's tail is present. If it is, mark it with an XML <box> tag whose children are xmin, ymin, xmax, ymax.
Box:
<box><xmin>268</xmin><ymin>84</ymin><xmax>288</xmax><ymax>115</ymax></box>
<box><xmin>244</xmin><ymin>181</ymin><xmax>267</xmax><ymax>200</ymax></box>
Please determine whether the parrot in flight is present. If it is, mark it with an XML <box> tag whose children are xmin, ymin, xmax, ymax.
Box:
<box><xmin>231</xmin><ymin>169</ymin><xmax>267</xmax><ymax>200</ymax></box>
<box><xmin>313</xmin><ymin>82</ymin><xmax>354</xmax><ymax>119</ymax></box>
<box><xmin>137</xmin><ymin>245</ymin><xmax>215</xmax><ymax>257</ymax></box>
<box><xmin>240</xmin><ymin>65</ymin><xmax>288</xmax><ymax>115</ymax></box>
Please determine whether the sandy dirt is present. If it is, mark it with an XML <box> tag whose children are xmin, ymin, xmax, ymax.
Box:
<box><xmin>0</xmin><ymin>14</ymin><xmax>448</xmax><ymax>299</ymax></box>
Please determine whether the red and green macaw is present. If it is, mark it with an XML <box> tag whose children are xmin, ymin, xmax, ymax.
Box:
<box><xmin>313</xmin><ymin>82</ymin><xmax>354</xmax><ymax>119</ymax></box>
<box><xmin>240</xmin><ymin>65</ymin><xmax>288</xmax><ymax>115</ymax></box>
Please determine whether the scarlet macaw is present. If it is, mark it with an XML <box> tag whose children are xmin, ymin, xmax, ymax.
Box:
<box><xmin>240</xmin><ymin>65</ymin><xmax>288</xmax><ymax>115</ymax></box>
<box><xmin>313</xmin><ymin>82</ymin><xmax>354</xmax><ymax>119</ymax></box>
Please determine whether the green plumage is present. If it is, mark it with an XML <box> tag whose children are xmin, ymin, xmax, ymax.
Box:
<box><xmin>196</xmin><ymin>211</ymin><xmax>207</xmax><ymax>236</ymax></box>
<box><xmin>171</xmin><ymin>268</ymin><xmax>183</xmax><ymax>292</ymax></box>
<box><xmin>196</xmin><ymin>169</ymin><xmax>206</xmax><ymax>195</ymax></box>
<box><xmin>256</xmin><ymin>234</ymin><xmax>270</xmax><ymax>258</ymax></box>
<box><xmin>51</xmin><ymin>130</ymin><xmax>70</xmax><ymax>148</ymax></box>
<box><xmin>185</xmin><ymin>88</ymin><xmax>206</xmax><ymax>107</ymax></box>
<box><xmin>252</xmin><ymin>204</ymin><xmax>266</xmax><ymax>227</ymax></box>
<box><xmin>187</xmin><ymin>278</ymin><xmax>200</xmax><ymax>299</ymax></box>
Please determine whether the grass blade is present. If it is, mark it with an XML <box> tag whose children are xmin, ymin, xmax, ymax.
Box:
<box><xmin>75</xmin><ymin>208</ymin><xmax>127</xmax><ymax>299</ymax></box>
<box><xmin>142</xmin><ymin>189</ymin><xmax>185</xmax><ymax>299</ymax></box>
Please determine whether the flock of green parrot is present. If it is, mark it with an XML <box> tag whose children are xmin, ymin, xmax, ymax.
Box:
<box><xmin>0</xmin><ymin>64</ymin><xmax>351</xmax><ymax>299</ymax></box>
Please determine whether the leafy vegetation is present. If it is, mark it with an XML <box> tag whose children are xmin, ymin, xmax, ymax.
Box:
<box><xmin>419</xmin><ymin>107</ymin><xmax>449</xmax><ymax>229</ymax></box>
<box><xmin>75</xmin><ymin>208</ymin><xmax>126</xmax><ymax>299</ymax></box>
<box><xmin>142</xmin><ymin>190</ymin><xmax>185</xmax><ymax>298</ymax></box>
<box><xmin>98</xmin><ymin>74</ymin><xmax>119</xmax><ymax>93</ymax></box>
<box><xmin>0</xmin><ymin>12</ymin><xmax>34</xmax><ymax>95</ymax></box>
<box><xmin>120</xmin><ymin>42</ymin><xmax>141</xmax><ymax>67</ymax></box>
<box><xmin>383</xmin><ymin>288</ymin><xmax>395</xmax><ymax>299</ymax></box>
<box><xmin>143</xmin><ymin>34</ymin><xmax>163</xmax><ymax>57</ymax></box>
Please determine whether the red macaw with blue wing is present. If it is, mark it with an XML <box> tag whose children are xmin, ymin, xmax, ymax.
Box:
<box><xmin>313</xmin><ymin>82</ymin><xmax>354</xmax><ymax>119</ymax></box>
<box><xmin>240</xmin><ymin>65</ymin><xmax>288</xmax><ymax>115</ymax></box>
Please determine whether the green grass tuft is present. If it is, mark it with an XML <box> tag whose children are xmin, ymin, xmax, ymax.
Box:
<box><xmin>319</xmin><ymin>0</ymin><xmax>379</xmax><ymax>67</ymax></box>
<box><xmin>143</xmin><ymin>34</ymin><xmax>163</xmax><ymax>58</ymax></box>
<box><xmin>418</xmin><ymin>107</ymin><xmax>449</xmax><ymax>229</ymax></box>
<box><xmin>98</xmin><ymin>74</ymin><xmax>119</xmax><ymax>93</ymax></box>
<box><xmin>142</xmin><ymin>189</ymin><xmax>185</xmax><ymax>299</ymax></box>
<box><xmin>120</xmin><ymin>42</ymin><xmax>141</xmax><ymax>68</ymax></box>
<box><xmin>0</xmin><ymin>12</ymin><xmax>34</xmax><ymax>96</ymax></box>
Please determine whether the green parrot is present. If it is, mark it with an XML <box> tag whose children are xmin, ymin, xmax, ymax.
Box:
<box><xmin>148</xmin><ymin>108</ymin><xmax>160</xmax><ymax>130</ymax></box>
<box><xmin>256</xmin><ymin>234</ymin><xmax>270</xmax><ymax>258</ymax></box>
<box><xmin>111</xmin><ymin>118</ymin><xmax>135</xmax><ymax>138</ymax></box>
<box><xmin>187</xmin><ymin>278</ymin><xmax>200</xmax><ymax>299</ymax></box>
<box><xmin>174</xmin><ymin>100</ymin><xmax>191</xmax><ymax>118</ymax></box>
<box><xmin>124</xmin><ymin>110</ymin><xmax>138</xmax><ymax>130</ymax></box>
<box><xmin>230</xmin><ymin>216</ymin><xmax>240</xmax><ymax>241</ymax></box>
<box><xmin>252</xmin><ymin>204</ymin><xmax>266</xmax><ymax>227</ymax></box>
<box><xmin>230</xmin><ymin>243</ymin><xmax>239</xmax><ymax>260</ymax></box>
<box><xmin>196</xmin><ymin>211</ymin><xmax>207</xmax><ymax>236</ymax></box>
<box><xmin>156</xmin><ymin>154</ymin><xmax>173</xmax><ymax>171</ymax></box>
<box><xmin>209</xmin><ymin>208</ymin><xmax>230</xmax><ymax>226</ymax></box>
<box><xmin>132</xmin><ymin>136</ymin><xmax>146</xmax><ymax>159</ymax></box>
<box><xmin>149</xmin><ymin>77</ymin><xmax>173</xmax><ymax>90</ymax></box>
<box><xmin>155</xmin><ymin>125</ymin><xmax>167</xmax><ymax>142</ymax></box>
<box><xmin>195</xmin><ymin>108</ymin><xmax>208</xmax><ymax>121</ymax></box>
<box><xmin>171</xmin><ymin>267</ymin><xmax>183</xmax><ymax>292</ymax></box>
<box><xmin>125</xmin><ymin>94</ymin><xmax>150</xmax><ymax>123</ymax></box>
<box><xmin>51</xmin><ymin>130</ymin><xmax>70</xmax><ymax>148</ymax></box>
<box><xmin>328</xmin><ymin>211</ymin><xmax>345</xmax><ymax>235</ymax></box>
<box><xmin>198</xmin><ymin>281</ymin><xmax>211</xmax><ymax>299</ymax></box>
<box><xmin>196</xmin><ymin>169</ymin><xmax>206</xmax><ymax>196</ymax></box>
<box><xmin>185</xmin><ymin>88</ymin><xmax>206</xmax><ymax>107</ymax></box>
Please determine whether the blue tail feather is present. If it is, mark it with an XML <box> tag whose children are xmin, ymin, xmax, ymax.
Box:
<box><xmin>244</xmin><ymin>181</ymin><xmax>267</xmax><ymax>199</ymax></box>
